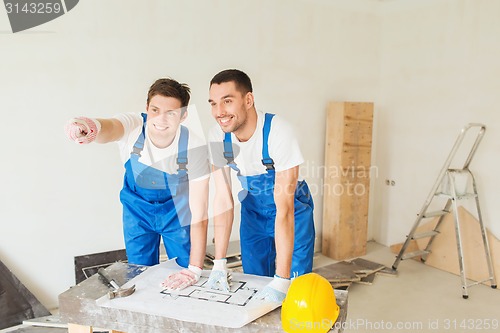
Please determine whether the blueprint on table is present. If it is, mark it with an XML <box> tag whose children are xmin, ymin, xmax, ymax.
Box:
<box><xmin>95</xmin><ymin>259</ymin><xmax>279</xmax><ymax>328</ymax></box>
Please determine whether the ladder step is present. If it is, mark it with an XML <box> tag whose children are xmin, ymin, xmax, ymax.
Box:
<box><xmin>422</xmin><ymin>210</ymin><xmax>449</xmax><ymax>218</ymax></box>
<box><xmin>412</xmin><ymin>231</ymin><xmax>439</xmax><ymax>239</ymax></box>
<box><xmin>435</xmin><ymin>192</ymin><xmax>477</xmax><ymax>200</ymax></box>
<box><xmin>402</xmin><ymin>250</ymin><xmax>430</xmax><ymax>260</ymax></box>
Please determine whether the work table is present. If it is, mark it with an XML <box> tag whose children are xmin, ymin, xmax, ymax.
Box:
<box><xmin>59</xmin><ymin>262</ymin><xmax>348</xmax><ymax>333</ymax></box>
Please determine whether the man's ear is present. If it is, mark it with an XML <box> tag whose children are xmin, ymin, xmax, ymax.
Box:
<box><xmin>180</xmin><ymin>107</ymin><xmax>188</xmax><ymax>122</ymax></box>
<box><xmin>245</xmin><ymin>92</ymin><xmax>254</xmax><ymax>109</ymax></box>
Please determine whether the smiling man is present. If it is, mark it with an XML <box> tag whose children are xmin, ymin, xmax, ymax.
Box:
<box><xmin>65</xmin><ymin>78</ymin><xmax>210</xmax><ymax>290</ymax></box>
<box><xmin>205</xmin><ymin>69</ymin><xmax>316</xmax><ymax>303</ymax></box>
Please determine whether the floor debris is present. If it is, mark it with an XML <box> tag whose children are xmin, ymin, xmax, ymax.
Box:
<box><xmin>313</xmin><ymin>258</ymin><xmax>396</xmax><ymax>289</ymax></box>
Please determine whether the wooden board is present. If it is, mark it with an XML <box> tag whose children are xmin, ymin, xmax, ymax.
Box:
<box><xmin>313</xmin><ymin>261</ymin><xmax>362</xmax><ymax>283</ymax></box>
<box><xmin>376</xmin><ymin>266</ymin><xmax>398</xmax><ymax>277</ymax></box>
<box><xmin>390</xmin><ymin>239</ymin><xmax>421</xmax><ymax>260</ymax></box>
<box><xmin>313</xmin><ymin>258</ymin><xmax>387</xmax><ymax>289</ymax></box>
<box><xmin>350</xmin><ymin>258</ymin><xmax>386</xmax><ymax>275</ymax></box>
<box><xmin>358</xmin><ymin>273</ymin><xmax>377</xmax><ymax>285</ymax></box>
<box><xmin>74</xmin><ymin>249</ymin><xmax>127</xmax><ymax>284</ymax></box>
<box><xmin>391</xmin><ymin>206</ymin><xmax>500</xmax><ymax>285</ymax></box>
<box><xmin>67</xmin><ymin>323</ymin><xmax>92</xmax><ymax>333</ymax></box>
<box><xmin>332</xmin><ymin>282</ymin><xmax>352</xmax><ymax>289</ymax></box>
<box><xmin>322</xmin><ymin>101</ymin><xmax>374</xmax><ymax>260</ymax></box>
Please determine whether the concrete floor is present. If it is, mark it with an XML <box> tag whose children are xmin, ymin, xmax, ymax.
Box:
<box><xmin>313</xmin><ymin>241</ymin><xmax>500</xmax><ymax>333</ymax></box>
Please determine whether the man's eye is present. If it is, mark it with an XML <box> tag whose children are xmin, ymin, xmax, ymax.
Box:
<box><xmin>224</xmin><ymin>99</ymin><xmax>231</xmax><ymax>104</ymax></box>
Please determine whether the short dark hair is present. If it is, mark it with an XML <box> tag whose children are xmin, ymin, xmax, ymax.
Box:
<box><xmin>210</xmin><ymin>69</ymin><xmax>253</xmax><ymax>95</ymax></box>
<box><xmin>147</xmin><ymin>78</ymin><xmax>191</xmax><ymax>108</ymax></box>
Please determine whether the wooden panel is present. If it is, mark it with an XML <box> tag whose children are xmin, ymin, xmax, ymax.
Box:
<box><xmin>68</xmin><ymin>323</ymin><xmax>93</xmax><ymax>333</ymax></box>
<box><xmin>343</xmin><ymin>120</ymin><xmax>373</xmax><ymax>146</ymax></box>
<box><xmin>340</xmin><ymin>102</ymin><xmax>373</xmax><ymax>120</ymax></box>
<box><xmin>313</xmin><ymin>261</ymin><xmax>362</xmax><ymax>283</ymax></box>
<box><xmin>337</xmin><ymin>175</ymin><xmax>369</xmax><ymax>254</ymax></box>
<box><xmin>391</xmin><ymin>206</ymin><xmax>500</xmax><ymax>285</ymax></box>
<box><xmin>322</xmin><ymin>101</ymin><xmax>374</xmax><ymax>260</ymax></box>
<box><xmin>339</xmin><ymin>146</ymin><xmax>372</xmax><ymax>168</ymax></box>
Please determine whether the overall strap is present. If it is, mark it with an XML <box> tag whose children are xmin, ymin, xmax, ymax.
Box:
<box><xmin>223</xmin><ymin>132</ymin><xmax>235</xmax><ymax>164</ymax></box>
<box><xmin>176</xmin><ymin>125</ymin><xmax>189</xmax><ymax>172</ymax></box>
<box><xmin>131</xmin><ymin>113</ymin><xmax>148</xmax><ymax>157</ymax></box>
<box><xmin>261</xmin><ymin>113</ymin><xmax>275</xmax><ymax>171</ymax></box>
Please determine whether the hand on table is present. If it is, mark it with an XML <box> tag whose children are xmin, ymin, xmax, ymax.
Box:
<box><xmin>206</xmin><ymin>258</ymin><xmax>232</xmax><ymax>292</ymax></box>
<box><xmin>161</xmin><ymin>265</ymin><xmax>202</xmax><ymax>290</ymax></box>
<box><xmin>254</xmin><ymin>274</ymin><xmax>291</xmax><ymax>303</ymax></box>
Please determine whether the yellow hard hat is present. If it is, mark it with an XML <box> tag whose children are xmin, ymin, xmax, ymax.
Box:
<box><xmin>281</xmin><ymin>272</ymin><xmax>340</xmax><ymax>333</ymax></box>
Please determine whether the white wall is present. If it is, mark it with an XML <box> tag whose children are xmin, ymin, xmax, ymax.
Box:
<box><xmin>373</xmin><ymin>0</ymin><xmax>500</xmax><ymax>246</ymax></box>
<box><xmin>0</xmin><ymin>0</ymin><xmax>379</xmax><ymax>309</ymax></box>
<box><xmin>2</xmin><ymin>0</ymin><xmax>498</xmax><ymax>311</ymax></box>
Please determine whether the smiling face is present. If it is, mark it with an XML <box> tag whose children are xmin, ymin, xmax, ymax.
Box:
<box><xmin>208</xmin><ymin>81</ymin><xmax>256</xmax><ymax>141</ymax></box>
<box><xmin>146</xmin><ymin>94</ymin><xmax>186</xmax><ymax>148</ymax></box>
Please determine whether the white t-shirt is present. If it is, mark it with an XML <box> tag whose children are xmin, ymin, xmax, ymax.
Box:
<box><xmin>114</xmin><ymin>112</ymin><xmax>210</xmax><ymax>181</ymax></box>
<box><xmin>208</xmin><ymin>110</ymin><xmax>304</xmax><ymax>178</ymax></box>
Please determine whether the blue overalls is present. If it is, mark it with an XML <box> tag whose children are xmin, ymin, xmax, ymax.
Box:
<box><xmin>223</xmin><ymin>113</ymin><xmax>315</xmax><ymax>277</ymax></box>
<box><xmin>120</xmin><ymin>113</ymin><xmax>191</xmax><ymax>267</ymax></box>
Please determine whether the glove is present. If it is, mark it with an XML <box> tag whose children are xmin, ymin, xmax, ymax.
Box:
<box><xmin>161</xmin><ymin>265</ymin><xmax>202</xmax><ymax>290</ymax></box>
<box><xmin>64</xmin><ymin>117</ymin><xmax>101</xmax><ymax>144</ymax></box>
<box><xmin>206</xmin><ymin>258</ymin><xmax>232</xmax><ymax>292</ymax></box>
<box><xmin>254</xmin><ymin>275</ymin><xmax>291</xmax><ymax>303</ymax></box>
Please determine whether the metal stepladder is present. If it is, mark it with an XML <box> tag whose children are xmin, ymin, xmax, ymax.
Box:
<box><xmin>392</xmin><ymin>123</ymin><xmax>497</xmax><ymax>299</ymax></box>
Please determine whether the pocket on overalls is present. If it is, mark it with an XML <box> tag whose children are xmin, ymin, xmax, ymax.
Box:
<box><xmin>238</xmin><ymin>189</ymin><xmax>249</xmax><ymax>203</ymax></box>
<box><xmin>295</xmin><ymin>181</ymin><xmax>314</xmax><ymax>209</ymax></box>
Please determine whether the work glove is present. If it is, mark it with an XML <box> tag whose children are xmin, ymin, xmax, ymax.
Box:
<box><xmin>206</xmin><ymin>258</ymin><xmax>232</xmax><ymax>292</ymax></box>
<box><xmin>254</xmin><ymin>274</ymin><xmax>291</xmax><ymax>303</ymax></box>
<box><xmin>64</xmin><ymin>117</ymin><xmax>101</xmax><ymax>144</ymax></box>
<box><xmin>161</xmin><ymin>265</ymin><xmax>202</xmax><ymax>290</ymax></box>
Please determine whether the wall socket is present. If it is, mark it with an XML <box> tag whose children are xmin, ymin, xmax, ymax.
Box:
<box><xmin>385</xmin><ymin>179</ymin><xmax>396</xmax><ymax>186</ymax></box>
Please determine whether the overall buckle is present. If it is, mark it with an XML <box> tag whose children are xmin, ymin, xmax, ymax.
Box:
<box><xmin>261</xmin><ymin>158</ymin><xmax>275</xmax><ymax>171</ymax></box>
